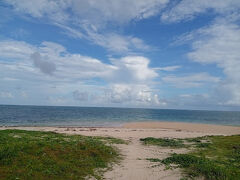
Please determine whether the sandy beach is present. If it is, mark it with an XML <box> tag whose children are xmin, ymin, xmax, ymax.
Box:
<box><xmin>1</xmin><ymin>122</ymin><xmax>239</xmax><ymax>180</ymax></box>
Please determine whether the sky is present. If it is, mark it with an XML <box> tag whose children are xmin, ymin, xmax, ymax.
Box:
<box><xmin>0</xmin><ymin>0</ymin><xmax>240</xmax><ymax>110</ymax></box>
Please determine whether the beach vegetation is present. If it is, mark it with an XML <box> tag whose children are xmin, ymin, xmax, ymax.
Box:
<box><xmin>95</xmin><ymin>136</ymin><xmax>128</xmax><ymax>144</ymax></box>
<box><xmin>0</xmin><ymin>129</ymin><xmax>122</xmax><ymax>180</ymax></box>
<box><xmin>140</xmin><ymin>137</ymin><xmax>186</xmax><ymax>148</ymax></box>
<box><xmin>146</xmin><ymin>135</ymin><xmax>240</xmax><ymax>179</ymax></box>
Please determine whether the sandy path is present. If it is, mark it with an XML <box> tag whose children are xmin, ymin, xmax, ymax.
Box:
<box><xmin>103</xmin><ymin>133</ymin><xmax>185</xmax><ymax>180</ymax></box>
<box><xmin>1</xmin><ymin>122</ymin><xmax>239</xmax><ymax>180</ymax></box>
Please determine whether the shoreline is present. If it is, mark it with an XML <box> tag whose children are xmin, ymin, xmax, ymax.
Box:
<box><xmin>123</xmin><ymin>121</ymin><xmax>240</xmax><ymax>135</ymax></box>
<box><xmin>1</xmin><ymin>121</ymin><xmax>240</xmax><ymax>135</ymax></box>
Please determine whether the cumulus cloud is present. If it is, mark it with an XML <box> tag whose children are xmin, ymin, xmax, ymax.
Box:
<box><xmin>0</xmin><ymin>40</ymin><xmax>155</xmax><ymax>83</ymax></box>
<box><xmin>105</xmin><ymin>84</ymin><xmax>164</xmax><ymax>106</ymax></box>
<box><xmin>31</xmin><ymin>52</ymin><xmax>56</xmax><ymax>75</ymax></box>
<box><xmin>0</xmin><ymin>40</ymin><xmax>158</xmax><ymax>84</ymax></box>
<box><xmin>108</xmin><ymin>84</ymin><xmax>132</xmax><ymax>103</ymax></box>
<box><xmin>109</xmin><ymin>56</ymin><xmax>158</xmax><ymax>83</ymax></box>
<box><xmin>2</xmin><ymin>0</ymin><xmax>240</xmax><ymax>109</ymax></box>
<box><xmin>0</xmin><ymin>39</ymin><xmax>162</xmax><ymax>107</ymax></box>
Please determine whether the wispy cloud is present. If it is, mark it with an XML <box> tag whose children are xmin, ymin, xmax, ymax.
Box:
<box><xmin>3</xmin><ymin>0</ymin><xmax>168</xmax><ymax>54</ymax></box>
<box><xmin>187</xmin><ymin>21</ymin><xmax>240</xmax><ymax>105</ymax></box>
<box><xmin>162</xmin><ymin>73</ymin><xmax>220</xmax><ymax>88</ymax></box>
<box><xmin>154</xmin><ymin>65</ymin><xmax>181</xmax><ymax>71</ymax></box>
<box><xmin>161</xmin><ymin>0</ymin><xmax>240</xmax><ymax>23</ymax></box>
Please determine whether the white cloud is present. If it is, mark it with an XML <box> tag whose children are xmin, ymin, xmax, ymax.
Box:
<box><xmin>108</xmin><ymin>84</ymin><xmax>132</xmax><ymax>103</ymax></box>
<box><xmin>0</xmin><ymin>40</ymin><xmax>158</xmax><ymax>83</ymax></box>
<box><xmin>71</xmin><ymin>0</ymin><xmax>168</xmax><ymax>25</ymax></box>
<box><xmin>4</xmin><ymin>0</ymin><xmax>69</xmax><ymax>22</ymax></box>
<box><xmin>5</xmin><ymin>0</ymin><xmax>168</xmax><ymax>25</ymax></box>
<box><xmin>56</xmin><ymin>23</ymin><xmax>84</xmax><ymax>39</ymax></box>
<box><xmin>109</xmin><ymin>56</ymin><xmax>158</xmax><ymax>83</ymax></box>
<box><xmin>4</xmin><ymin>0</ymin><xmax>168</xmax><ymax>53</ymax></box>
<box><xmin>105</xmin><ymin>84</ymin><xmax>164</xmax><ymax>106</ymax></box>
<box><xmin>162</xmin><ymin>73</ymin><xmax>220</xmax><ymax>88</ymax></box>
<box><xmin>154</xmin><ymin>65</ymin><xmax>181</xmax><ymax>71</ymax></box>
<box><xmin>0</xmin><ymin>40</ymin><xmax>115</xmax><ymax>81</ymax></box>
<box><xmin>39</xmin><ymin>41</ymin><xmax>66</xmax><ymax>55</ymax></box>
<box><xmin>186</xmin><ymin>21</ymin><xmax>240</xmax><ymax>105</ymax></box>
<box><xmin>188</xmin><ymin>23</ymin><xmax>240</xmax><ymax>67</ymax></box>
<box><xmin>86</xmin><ymin>31</ymin><xmax>150</xmax><ymax>53</ymax></box>
<box><xmin>0</xmin><ymin>40</ymin><xmax>35</xmax><ymax>59</ymax></box>
<box><xmin>162</xmin><ymin>0</ymin><xmax>240</xmax><ymax>106</ymax></box>
<box><xmin>161</xmin><ymin>0</ymin><xmax>240</xmax><ymax>107</ymax></box>
<box><xmin>161</xmin><ymin>0</ymin><xmax>240</xmax><ymax>23</ymax></box>
<box><xmin>2</xmin><ymin>1</ymin><xmax>240</xmax><ymax>109</ymax></box>
<box><xmin>66</xmin><ymin>24</ymin><xmax>152</xmax><ymax>53</ymax></box>
<box><xmin>69</xmin><ymin>83</ymin><xmax>165</xmax><ymax>107</ymax></box>
<box><xmin>0</xmin><ymin>40</ymin><xmax>161</xmax><ymax>106</ymax></box>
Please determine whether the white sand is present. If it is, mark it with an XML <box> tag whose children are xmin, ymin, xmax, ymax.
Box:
<box><xmin>1</xmin><ymin>122</ymin><xmax>239</xmax><ymax>180</ymax></box>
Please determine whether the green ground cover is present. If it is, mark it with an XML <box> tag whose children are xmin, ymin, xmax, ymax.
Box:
<box><xmin>140</xmin><ymin>137</ymin><xmax>186</xmax><ymax>148</ymax></box>
<box><xmin>0</xmin><ymin>129</ymin><xmax>123</xmax><ymax>180</ymax></box>
<box><xmin>144</xmin><ymin>135</ymin><xmax>240</xmax><ymax>179</ymax></box>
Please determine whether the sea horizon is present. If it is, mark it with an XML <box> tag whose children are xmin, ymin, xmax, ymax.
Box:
<box><xmin>1</xmin><ymin>103</ymin><xmax>240</xmax><ymax>112</ymax></box>
<box><xmin>1</xmin><ymin>104</ymin><xmax>240</xmax><ymax>127</ymax></box>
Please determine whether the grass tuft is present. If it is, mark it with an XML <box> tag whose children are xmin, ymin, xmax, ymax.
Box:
<box><xmin>140</xmin><ymin>137</ymin><xmax>186</xmax><ymax>148</ymax></box>
<box><xmin>95</xmin><ymin>136</ymin><xmax>128</xmax><ymax>145</ymax></box>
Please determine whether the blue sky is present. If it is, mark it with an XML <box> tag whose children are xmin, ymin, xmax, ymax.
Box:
<box><xmin>0</xmin><ymin>0</ymin><xmax>240</xmax><ymax>110</ymax></box>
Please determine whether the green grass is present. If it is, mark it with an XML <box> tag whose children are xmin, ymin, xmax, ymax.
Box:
<box><xmin>95</xmin><ymin>136</ymin><xmax>128</xmax><ymax>145</ymax></box>
<box><xmin>146</xmin><ymin>135</ymin><xmax>240</xmax><ymax>180</ymax></box>
<box><xmin>140</xmin><ymin>137</ymin><xmax>186</xmax><ymax>148</ymax></box>
<box><xmin>140</xmin><ymin>136</ymin><xmax>213</xmax><ymax>149</ymax></box>
<box><xmin>0</xmin><ymin>129</ymin><xmax>123</xmax><ymax>180</ymax></box>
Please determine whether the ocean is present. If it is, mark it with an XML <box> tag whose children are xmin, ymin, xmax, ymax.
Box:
<box><xmin>0</xmin><ymin>105</ymin><xmax>240</xmax><ymax>127</ymax></box>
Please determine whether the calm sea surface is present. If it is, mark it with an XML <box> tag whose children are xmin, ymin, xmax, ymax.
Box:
<box><xmin>0</xmin><ymin>105</ymin><xmax>240</xmax><ymax>127</ymax></box>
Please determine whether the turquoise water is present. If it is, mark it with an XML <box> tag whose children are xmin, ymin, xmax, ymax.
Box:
<box><xmin>0</xmin><ymin>105</ymin><xmax>240</xmax><ymax>127</ymax></box>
